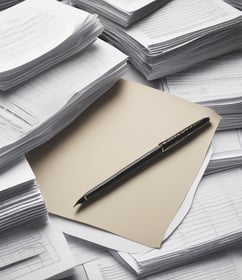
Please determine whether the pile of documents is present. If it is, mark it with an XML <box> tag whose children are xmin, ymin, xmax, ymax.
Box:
<box><xmin>111</xmin><ymin>168</ymin><xmax>242</xmax><ymax>276</ymax></box>
<box><xmin>0</xmin><ymin>220</ymin><xmax>75</xmax><ymax>280</ymax></box>
<box><xmin>207</xmin><ymin>129</ymin><xmax>242</xmax><ymax>174</ymax></box>
<box><xmin>159</xmin><ymin>50</ymin><xmax>242</xmax><ymax>130</ymax></box>
<box><xmin>71</xmin><ymin>0</ymin><xmax>170</xmax><ymax>27</ymax></box>
<box><xmin>50</xmin><ymin>214</ymin><xmax>242</xmax><ymax>280</ymax></box>
<box><xmin>82</xmin><ymin>246</ymin><xmax>242</xmax><ymax>279</ymax></box>
<box><xmin>45</xmin><ymin>231</ymin><xmax>242</xmax><ymax>279</ymax></box>
<box><xmin>2</xmin><ymin>0</ymin><xmax>242</xmax><ymax>279</ymax></box>
<box><xmin>122</xmin><ymin>63</ymin><xmax>159</xmax><ymax>88</ymax></box>
<box><xmin>0</xmin><ymin>158</ymin><xmax>47</xmax><ymax>232</ymax></box>
<box><xmin>0</xmin><ymin>39</ymin><xmax>127</xmax><ymax>167</ymax></box>
<box><xmin>0</xmin><ymin>0</ymin><xmax>103</xmax><ymax>90</ymax></box>
<box><xmin>101</xmin><ymin>0</ymin><xmax>242</xmax><ymax>80</ymax></box>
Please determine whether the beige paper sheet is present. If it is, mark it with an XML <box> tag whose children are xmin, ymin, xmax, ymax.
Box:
<box><xmin>28</xmin><ymin>79</ymin><xmax>220</xmax><ymax>248</ymax></box>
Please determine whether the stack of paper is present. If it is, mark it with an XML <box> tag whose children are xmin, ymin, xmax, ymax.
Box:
<box><xmin>207</xmin><ymin>129</ymin><xmax>242</xmax><ymax>174</ymax></box>
<box><xmin>224</xmin><ymin>0</ymin><xmax>242</xmax><ymax>10</ymax></box>
<box><xmin>84</xmin><ymin>247</ymin><xmax>242</xmax><ymax>280</ymax></box>
<box><xmin>0</xmin><ymin>158</ymin><xmax>47</xmax><ymax>232</ymax></box>
<box><xmin>50</xmin><ymin>217</ymin><xmax>242</xmax><ymax>280</ymax></box>
<box><xmin>0</xmin><ymin>39</ymin><xmax>127</xmax><ymax>167</ymax></box>
<box><xmin>0</xmin><ymin>0</ymin><xmax>103</xmax><ymax>90</ymax></box>
<box><xmin>122</xmin><ymin>63</ymin><xmax>159</xmax><ymax>89</ymax></box>
<box><xmin>112</xmin><ymin>168</ymin><xmax>242</xmax><ymax>276</ymax></box>
<box><xmin>71</xmin><ymin>0</ymin><xmax>170</xmax><ymax>27</ymax></box>
<box><xmin>101</xmin><ymin>0</ymin><xmax>242</xmax><ymax>80</ymax></box>
<box><xmin>0</xmin><ymin>220</ymin><xmax>75</xmax><ymax>280</ymax></box>
<box><xmin>160</xmin><ymin>50</ymin><xmax>242</xmax><ymax>130</ymax></box>
<box><xmin>58</xmin><ymin>231</ymin><xmax>242</xmax><ymax>280</ymax></box>
<box><xmin>51</xmin><ymin>198</ymin><xmax>242</xmax><ymax>280</ymax></box>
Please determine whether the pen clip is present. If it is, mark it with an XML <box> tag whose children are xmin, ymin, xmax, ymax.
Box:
<box><xmin>159</xmin><ymin>117</ymin><xmax>210</xmax><ymax>152</ymax></box>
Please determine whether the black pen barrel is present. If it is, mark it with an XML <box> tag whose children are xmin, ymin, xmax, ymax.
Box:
<box><xmin>159</xmin><ymin>117</ymin><xmax>209</xmax><ymax>152</ymax></box>
<box><xmin>75</xmin><ymin>117</ymin><xmax>210</xmax><ymax>207</ymax></box>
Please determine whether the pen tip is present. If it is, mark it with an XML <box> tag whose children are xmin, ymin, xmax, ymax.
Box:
<box><xmin>73</xmin><ymin>197</ymin><xmax>87</xmax><ymax>207</ymax></box>
<box><xmin>73</xmin><ymin>201</ymin><xmax>80</xmax><ymax>208</ymax></box>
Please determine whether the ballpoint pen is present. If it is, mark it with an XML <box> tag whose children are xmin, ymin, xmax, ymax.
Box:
<box><xmin>74</xmin><ymin>117</ymin><xmax>210</xmax><ymax>207</ymax></box>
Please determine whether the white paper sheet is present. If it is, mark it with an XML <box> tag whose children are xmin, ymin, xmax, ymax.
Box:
<box><xmin>84</xmin><ymin>248</ymin><xmax>242</xmax><ymax>280</ymax></box>
<box><xmin>0</xmin><ymin>0</ymin><xmax>92</xmax><ymax>72</ymax></box>
<box><xmin>125</xmin><ymin>0</ymin><xmax>241</xmax><ymax>46</ymax></box>
<box><xmin>65</xmin><ymin>234</ymin><xmax>107</xmax><ymax>265</ymax></box>
<box><xmin>160</xmin><ymin>50</ymin><xmax>242</xmax><ymax>103</ymax></box>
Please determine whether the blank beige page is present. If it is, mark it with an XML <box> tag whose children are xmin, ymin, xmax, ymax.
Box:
<box><xmin>28</xmin><ymin>79</ymin><xmax>220</xmax><ymax>248</ymax></box>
